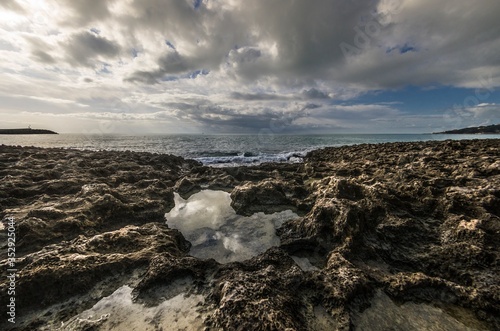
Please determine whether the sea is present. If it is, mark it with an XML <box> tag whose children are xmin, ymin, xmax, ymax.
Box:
<box><xmin>1</xmin><ymin>133</ymin><xmax>498</xmax><ymax>167</ymax></box>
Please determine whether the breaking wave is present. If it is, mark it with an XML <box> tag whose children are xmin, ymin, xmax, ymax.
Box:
<box><xmin>194</xmin><ymin>150</ymin><xmax>309</xmax><ymax>167</ymax></box>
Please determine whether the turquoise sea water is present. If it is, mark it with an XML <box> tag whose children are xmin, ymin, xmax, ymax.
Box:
<box><xmin>1</xmin><ymin>133</ymin><xmax>498</xmax><ymax>166</ymax></box>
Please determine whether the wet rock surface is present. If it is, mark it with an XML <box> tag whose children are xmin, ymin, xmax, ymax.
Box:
<box><xmin>1</xmin><ymin>139</ymin><xmax>499</xmax><ymax>330</ymax></box>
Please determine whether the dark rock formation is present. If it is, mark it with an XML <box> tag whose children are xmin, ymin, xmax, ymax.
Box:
<box><xmin>0</xmin><ymin>128</ymin><xmax>58</xmax><ymax>135</ymax></box>
<box><xmin>434</xmin><ymin>124</ymin><xmax>500</xmax><ymax>134</ymax></box>
<box><xmin>230</xmin><ymin>179</ymin><xmax>294</xmax><ymax>216</ymax></box>
<box><xmin>1</xmin><ymin>139</ymin><xmax>499</xmax><ymax>330</ymax></box>
<box><xmin>0</xmin><ymin>146</ymin><xmax>199</xmax><ymax>255</ymax></box>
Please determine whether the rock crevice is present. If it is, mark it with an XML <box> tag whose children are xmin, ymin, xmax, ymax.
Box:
<box><xmin>0</xmin><ymin>139</ymin><xmax>499</xmax><ymax>330</ymax></box>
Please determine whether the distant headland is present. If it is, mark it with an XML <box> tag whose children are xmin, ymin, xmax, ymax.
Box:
<box><xmin>434</xmin><ymin>124</ymin><xmax>500</xmax><ymax>134</ymax></box>
<box><xmin>0</xmin><ymin>127</ymin><xmax>58</xmax><ymax>135</ymax></box>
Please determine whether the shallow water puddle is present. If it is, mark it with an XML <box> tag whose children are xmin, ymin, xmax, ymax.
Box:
<box><xmin>165</xmin><ymin>190</ymin><xmax>298</xmax><ymax>263</ymax></box>
<box><xmin>353</xmin><ymin>290</ymin><xmax>489</xmax><ymax>331</ymax></box>
<box><xmin>62</xmin><ymin>285</ymin><xmax>207</xmax><ymax>331</ymax></box>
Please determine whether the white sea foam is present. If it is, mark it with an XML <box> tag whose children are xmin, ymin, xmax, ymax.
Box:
<box><xmin>165</xmin><ymin>190</ymin><xmax>298</xmax><ymax>263</ymax></box>
<box><xmin>194</xmin><ymin>150</ymin><xmax>309</xmax><ymax>167</ymax></box>
<box><xmin>61</xmin><ymin>285</ymin><xmax>207</xmax><ymax>331</ymax></box>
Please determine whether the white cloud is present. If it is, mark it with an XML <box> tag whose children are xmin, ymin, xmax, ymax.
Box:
<box><xmin>0</xmin><ymin>0</ymin><xmax>499</xmax><ymax>133</ymax></box>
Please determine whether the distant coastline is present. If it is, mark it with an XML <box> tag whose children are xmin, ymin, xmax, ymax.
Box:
<box><xmin>434</xmin><ymin>124</ymin><xmax>500</xmax><ymax>134</ymax></box>
<box><xmin>0</xmin><ymin>128</ymin><xmax>58</xmax><ymax>135</ymax></box>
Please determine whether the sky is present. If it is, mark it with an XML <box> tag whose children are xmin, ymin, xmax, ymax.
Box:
<box><xmin>0</xmin><ymin>0</ymin><xmax>499</xmax><ymax>134</ymax></box>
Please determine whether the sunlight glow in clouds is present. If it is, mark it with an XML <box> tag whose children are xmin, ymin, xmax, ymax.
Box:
<box><xmin>0</xmin><ymin>0</ymin><xmax>499</xmax><ymax>133</ymax></box>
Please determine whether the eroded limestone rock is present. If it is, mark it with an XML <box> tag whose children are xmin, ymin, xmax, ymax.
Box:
<box><xmin>1</xmin><ymin>139</ymin><xmax>499</xmax><ymax>330</ymax></box>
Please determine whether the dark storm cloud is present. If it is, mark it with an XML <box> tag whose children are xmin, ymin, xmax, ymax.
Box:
<box><xmin>122</xmin><ymin>0</ymin><xmax>239</xmax><ymax>81</ymax></box>
<box><xmin>301</xmin><ymin>88</ymin><xmax>331</xmax><ymax>99</ymax></box>
<box><xmin>13</xmin><ymin>0</ymin><xmax>500</xmax><ymax>91</ymax></box>
<box><xmin>194</xmin><ymin>112</ymin><xmax>280</xmax><ymax>133</ymax></box>
<box><xmin>3</xmin><ymin>0</ymin><xmax>500</xmax><ymax>135</ymax></box>
<box><xmin>230</xmin><ymin>92</ymin><xmax>284</xmax><ymax>101</ymax></box>
<box><xmin>155</xmin><ymin>100</ymin><xmax>315</xmax><ymax>133</ymax></box>
<box><xmin>121</xmin><ymin>0</ymin><xmax>378</xmax><ymax>84</ymax></box>
<box><xmin>337</xmin><ymin>0</ymin><xmax>500</xmax><ymax>88</ymax></box>
<box><xmin>239</xmin><ymin>0</ymin><xmax>376</xmax><ymax>76</ymax></box>
<box><xmin>124</xmin><ymin>52</ymin><xmax>209</xmax><ymax>84</ymax></box>
<box><xmin>229</xmin><ymin>89</ymin><xmax>330</xmax><ymax>102</ymax></box>
<box><xmin>233</xmin><ymin>48</ymin><xmax>261</xmax><ymax>63</ymax></box>
<box><xmin>154</xmin><ymin>50</ymin><xmax>188</xmax><ymax>73</ymax></box>
<box><xmin>151</xmin><ymin>97</ymin><xmax>324</xmax><ymax>133</ymax></box>
<box><xmin>118</xmin><ymin>0</ymin><xmax>500</xmax><ymax>89</ymax></box>
<box><xmin>124</xmin><ymin>51</ymin><xmax>190</xmax><ymax>84</ymax></box>
<box><xmin>63</xmin><ymin>31</ymin><xmax>121</xmax><ymax>67</ymax></box>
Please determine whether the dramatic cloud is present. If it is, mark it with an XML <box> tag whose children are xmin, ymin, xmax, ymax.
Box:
<box><xmin>0</xmin><ymin>0</ymin><xmax>499</xmax><ymax>133</ymax></box>
<box><xmin>55</xmin><ymin>0</ymin><xmax>112</xmax><ymax>26</ymax></box>
<box><xmin>63</xmin><ymin>31</ymin><xmax>121</xmax><ymax>67</ymax></box>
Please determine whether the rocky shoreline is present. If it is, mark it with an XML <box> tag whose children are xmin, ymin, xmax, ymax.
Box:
<box><xmin>1</xmin><ymin>139</ymin><xmax>499</xmax><ymax>330</ymax></box>
<box><xmin>0</xmin><ymin>129</ymin><xmax>58</xmax><ymax>135</ymax></box>
<box><xmin>434</xmin><ymin>124</ymin><xmax>500</xmax><ymax>134</ymax></box>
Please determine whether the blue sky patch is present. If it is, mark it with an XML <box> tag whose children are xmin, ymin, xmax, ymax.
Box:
<box><xmin>348</xmin><ymin>85</ymin><xmax>500</xmax><ymax>114</ymax></box>
<box><xmin>165</xmin><ymin>40</ymin><xmax>176</xmax><ymax>50</ymax></box>
<box><xmin>387</xmin><ymin>43</ymin><xmax>417</xmax><ymax>54</ymax></box>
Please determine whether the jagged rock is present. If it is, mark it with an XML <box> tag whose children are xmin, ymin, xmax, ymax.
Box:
<box><xmin>0</xmin><ymin>223</ymin><xmax>190</xmax><ymax>329</ymax></box>
<box><xmin>207</xmin><ymin>248</ymin><xmax>307</xmax><ymax>330</ymax></box>
<box><xmin>0</xmin><ymin>146</ymin><xmax>191</xmax><ymax>256</ymax></box>
<box><xmin>174</xmin><ymin>177</ymin><xmax>202</xmax><ymax>199</ymax></box>
<box><xmin>1</xmin><ymin>139</ymin><xmax>499</xmax><ymax>330</ymax></box>
<box><xmin>230</xmin><ymin>179</ymin><xmax>294</xmax><ymax>216</ymax></box>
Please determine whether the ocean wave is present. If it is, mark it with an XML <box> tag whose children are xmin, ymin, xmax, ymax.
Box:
<box><xmin>196</xmin><ymin>150</ymin><xmax>241</xmax><ymax>157</ymax></box>
<box><xmin>194</xmin><ymin>150</ymin><xmax>309</xmax><ymax>167</ymax></box>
